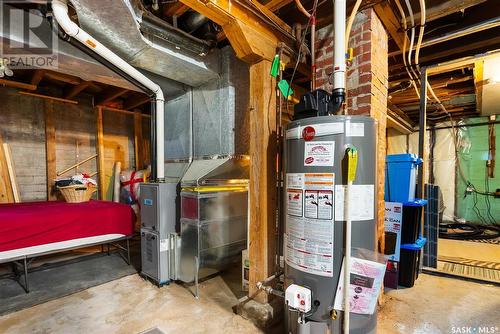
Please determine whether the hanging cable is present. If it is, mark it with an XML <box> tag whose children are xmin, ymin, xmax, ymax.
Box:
<box><xmin>414</xmin><ymin>0</ymin><xmax>426</xmax><ymax>71</ymax></box>
<box><xmin>345</xmin><ymin>0</ymin><xmax>362</xmax><ymax>50</ymax></box>
<box><xmin>394</xmin><ymin>0</ymin><xmax>420</xmax><ymax>98</ymax></box>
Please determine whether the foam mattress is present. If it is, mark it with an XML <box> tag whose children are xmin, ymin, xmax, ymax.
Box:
<box><xmin>0</xmin><ymin>200</ymin><xmax>134</xmax><ymax>253</ymax></box>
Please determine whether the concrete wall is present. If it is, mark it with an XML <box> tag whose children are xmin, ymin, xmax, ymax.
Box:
<box><xmin>0</xmin><ymin>88</ymin><xmax>46</xmax><ymax>201</ymax></box>
<box><xmin>0</xmin><ymin>86</ymin><xmax>138</xmax><ymax>202</ymax></box>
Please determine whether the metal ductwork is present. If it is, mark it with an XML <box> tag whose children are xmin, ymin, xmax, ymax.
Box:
<box><xmin>69</xmin><ymin>0</ymin><xmax>219</xmax><ymax>87</ymax></box>
<box><xmin>182</xmin><ymin>12</ymin><xmax>209</xmax><ymax>34</ymax></box>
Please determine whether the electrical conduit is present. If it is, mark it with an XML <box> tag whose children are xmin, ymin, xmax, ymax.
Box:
<box><xmin>52</xmin><ymin>0</ymin><xmax>165</xmax><ymax>181</ymax></box>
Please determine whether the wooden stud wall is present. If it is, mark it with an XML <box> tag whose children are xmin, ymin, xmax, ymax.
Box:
<box><xmin>45</xmin><ymin>100</ymin><xmax>57</xmax><ymax>201</ymax></box>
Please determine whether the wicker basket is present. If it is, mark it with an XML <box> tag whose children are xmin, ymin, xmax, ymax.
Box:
<box><xmin>58</xmin><ymin>184</ymin><xmax>97</xmax><ymax>203</ymax></box>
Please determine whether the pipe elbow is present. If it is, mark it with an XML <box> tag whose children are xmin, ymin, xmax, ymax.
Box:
<box><xmin>52</xmin><ymin>0</ymin><xmax>80</xmax><ymax>37</ymax></box>
<box><xmin>331</xmin><ymin>88</ymin><xmax>345</xmax><ymax>114</ymax></box>
<box><xmin>154</xmin><ymin>88</ymin><xmax>165</xmax><ymax>103</ymax></box>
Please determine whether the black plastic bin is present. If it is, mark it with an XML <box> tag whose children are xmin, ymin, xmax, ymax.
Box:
<box><xmin>384</xmin><ymin>231</ymin><xmax>398</xmax><ymax>255</ymax></box>
<box><xmin>399</xmin><ymin>237</ymin><xmax>427</xmax><ymax>288</ymax></box>
<box><xmin>401</xmin><ymin>199</ymin><xmax>427</xmax><ymax>244</ymax></box>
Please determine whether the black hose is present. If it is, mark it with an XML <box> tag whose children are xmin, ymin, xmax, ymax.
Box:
<box><xmin>439</xmin><ymin>222</ymin><xmax>500</xmax><ymax>240</ymax></box>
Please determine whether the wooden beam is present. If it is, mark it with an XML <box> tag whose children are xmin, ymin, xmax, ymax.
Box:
<box><xmin>248</xmin><ymin>60</ymin><xmax>277</xmax><ymax>303</ymax></box>
<box><xmin>374</xmin><ymin>2</ymin><xmax>409</xmax><ymax>52</ymax></box>
<box><xmin>101</xmin><ymin>106</ymin><xmax>152</xmax><ymax>117</ymax></box>
<box><xmin>264</xmin><ymin>0</ymin><xmax>294</xmax><ymax>12</ymax></box>
<box><xmin>406</xmin><ymin>0</ymin><xmax>487</xmax><ymax>26</ymax></box>
<box><xmin>0</xmin><ymin>133</ymin><xmax>14</xmax><ymax>203</ymax></box>
<box><xmin>65</xmin><ymin>81</ymin><xmax>91</xmax><ymax>99</ymax></box>
<box><xmin>123</xmin><ymin>94</ymin><xmax>150</xmax><ymax>110</ymax></box>
<box><xmin>96</xmin><ymin>87</ymin><xmax>128</xmax><ymax>106</ymax></box>
<box><xmin>44</xmin><ymin>71</ymin><xmax>81</xmax><ymax>85</ymax></box>
<box><xmin>44</xmin><ymin>100</ymin><xmax>57</xmax><ymax>201</ymax></box>
<box><xmin>163</xmin><ymin>2</ymin><xmax>190</xmax><ymax>17</ymax></box>
<box><xmin>473</xmin><ymin>60</ymin><xmax>484</xmax><ymax>113</ymax></box>
<box><xmin>134</xmin><ymin>111</ymin><xmax>144</xmax><ymax>170</ymax></box>
<box><xmin>180</xmin><ymin>0</ymin><xmax>293</xmax><ymax>62</ymax></box>
<box><xmin>0</xmin><ymin>79</ymin><xmax>37</xmax><ymax>91</ymax></box>
<box><xmin>31</xmin><ymin>69</ymin><xmax>45</xmax><ymax>86</ymax></box>
<box><xmin>18</xmin><ymin>91</ymin><xmax>79</xmax><ymax>104</ymax></box>
<box><xmin>96</xmin><ymin>106</ymin><xmax>106</xmax><ymax>200</ymax></box>
<box><xmin>3</xmin><ymin>143</ymin><xmax>20</xmax><ymax>203</ymax></box>
<box><xmin>389</xmin><ymin>36</ymin><xmax>500</xmax><ymax>74</ymax></box>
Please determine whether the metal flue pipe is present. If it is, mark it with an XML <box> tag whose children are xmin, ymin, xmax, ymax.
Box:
<box><xmin>52</xmin><ymin>0</ymin><xmax>165</xmax><ymax>181</ymax></box>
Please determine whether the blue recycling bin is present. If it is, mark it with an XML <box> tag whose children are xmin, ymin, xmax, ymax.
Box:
<box><xmin>385</xmin><ymin>154</ymin><xmax>423</xmax><ymax>203</ymax></box>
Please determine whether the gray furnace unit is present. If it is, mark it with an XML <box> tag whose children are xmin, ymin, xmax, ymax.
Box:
<box><xmin>283</xmin><ymin>115</ymin><xmax>377</xmax><ymax>334</ymax></box>
<box><xmin>140</xmin><ymin>182</ymin><xmax>177</xmax><ymax>286</ymax></box>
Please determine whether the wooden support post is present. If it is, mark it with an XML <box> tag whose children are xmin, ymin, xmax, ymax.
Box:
<box><xmin>134</xmin><ymin>111</ymin><xmax>144</xmax><ymax>170</ymax></box>
<box><xmin>45</xmin><ymin>100</ymin><xmax>57</xmax><ymax>201</ymax></box>
<box><xmin>0</xmin><ymin>134</ymin><xmax>14</xmax><ymax>203</ymax></box>
<box><xmin>96</xmin><ymin>106</ymin><xmax>106</xmax><ymax>200</ymax></box>
<box><xmin>248</xmin><ymin>60</ymin><xmax>277</xmax><ymax>304</ymax></box>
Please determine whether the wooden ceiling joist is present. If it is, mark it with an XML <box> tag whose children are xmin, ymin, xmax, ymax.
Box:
<box><xmin>264</xmin><ymin>0</ymin><xmax>294</xmax><ymax>12</ymax></box>
<box><xmin>65</xmin><ymin>81</ymin><xmax>92</xmax><ymax>99</ymax></box>
<box><xmin>124</xmin><ymin>94</ymin><xmax>150</xmax><ymax>110</ymax></box>
<box><xmin>405</xmin><ymin>0</ymin><xmax>488</xmax><ymax>26</ymax></box>
<box><xmin>164</xmin><ymin>2</ymin><xmax>190</xmax><ymax>17</ymax></box>
<box><xmin>179</xmin><ymin>0</ymin><xmax>294</xmax><ymax>62</ymax></box>
<box><xmin>30</xmin><ymin>69</ymin><xmax>45</xmax><ymax>86</ymax></box>
<box><xmin>96</xmin><ymin>87</ymin><xmax>128</xmax><ymax>106</ymax></box>
<box><xmin>44</xmin><ymin>71</ymin><xmax>81</xmax><ymax>85</ymax></box>
<box><xmin>374</xmin><ymin>1</ymin><xmax>409</xmax><ymax>53</ymax></box>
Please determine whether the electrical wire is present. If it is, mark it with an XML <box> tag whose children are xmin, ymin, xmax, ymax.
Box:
<box><xmin>439</xmin><ymin>222</ymin><xmax>500</xmax><ymax>240</ymax></box>
<box><xmin>393</xmin><ymin>0</ymin><xmax>421</xmax><ymax>98</ymax></box>
<box><xmin>285</xmin><ymin>0</ymin><xmax>318</xmax><ymax>103</ymax></box>
<box><xmin>345</xmin><ymin>0</ymin><xmax>362</xmax><ymax>50</ymax></box>
<box><xmin>414</xmin><ymin>0</ymin><xmax>426</xmax><ymax>71</ymax></box>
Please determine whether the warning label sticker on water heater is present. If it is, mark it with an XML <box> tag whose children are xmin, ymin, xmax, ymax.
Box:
<box><xmin>304</xmin><ymin>141</ymin><xmax>335</xmax><ymax>166</ymax></box>
<box><xmin>285</xmin><ymin>173</ymin><xmax>335</xmax><ymax>277</ymax></box>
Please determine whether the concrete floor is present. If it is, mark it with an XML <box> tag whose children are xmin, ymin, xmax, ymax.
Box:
<box><xmin>0</xmin><ymin>273</ymin><xmax>498</xmax><ymax>334</ymax></box>
<box><xmin>379</xmin><ymin>274</ymin><xmax>500</xmax><ymax>334</ymax></box>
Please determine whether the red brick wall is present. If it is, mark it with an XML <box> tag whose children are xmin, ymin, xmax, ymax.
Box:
<box><xmin>315</xmin><ymin>8</ymin><xmax>388</xmax><ymax>252</ymax></box>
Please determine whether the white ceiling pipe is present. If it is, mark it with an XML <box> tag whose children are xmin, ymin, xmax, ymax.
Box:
<box><xmin>333</xmin><ymin>0</ymin><xmax>346</xmax><ymax>91</ymax></box>
<box><xmin>52</xmin><ymin>0</ymin><xmax>165</xmax><ymax>181</ymax></box>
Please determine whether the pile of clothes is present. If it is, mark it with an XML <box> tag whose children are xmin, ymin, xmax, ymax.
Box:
<box><xmin>55</xmin><ymin>173</ymin><xmax>97</xmax><ymax>188</ymax></box>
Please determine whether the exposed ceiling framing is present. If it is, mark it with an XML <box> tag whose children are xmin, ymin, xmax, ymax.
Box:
<box><xmin>0</xmin><ymin>69</ymin><xmax>151</xmax><ymax>113</ymax></box>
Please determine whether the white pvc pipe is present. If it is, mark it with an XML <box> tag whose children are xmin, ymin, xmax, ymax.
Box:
<box><xmin>344</xmin><ymin>179</ymin><xmax>352</xmax><ymax>334</ymax></box>
<box><xmin>333</xmin><ymin>0</ymin><xmax>346</xmax><ymax>90</ymax></box>
<box><xmin>52</xmin><ymin>0</ymin><xmax>165</xmax><ymax>180</ymax></box>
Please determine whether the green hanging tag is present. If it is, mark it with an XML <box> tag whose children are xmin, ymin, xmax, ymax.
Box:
<box><xmin>347</xmin><ymin>147</ymin><xmax>358</xmax><ymax>183</ymax></box>
<box><xmin>270</xmin><ymin>54</ymin><xmax>280</xmax><ymax>77</ymax></box>
<box><xmin>278</xmin><ymin>79</ymin><xmax>293</xmax><ymax>98</ymax></box>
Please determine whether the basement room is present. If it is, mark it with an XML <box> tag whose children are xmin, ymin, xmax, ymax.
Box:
<box><xmin>0</xmin><ymin>0</ymin><xmax>498</xmax><ymax>333</ymax></box>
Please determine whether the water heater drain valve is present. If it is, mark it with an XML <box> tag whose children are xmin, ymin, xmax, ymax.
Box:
<box><xmin>285</xmin><ymin>284</ymin><xmax>312</xmax><ymax>313</ymax></box>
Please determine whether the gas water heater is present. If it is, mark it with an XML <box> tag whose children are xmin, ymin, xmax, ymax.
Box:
<box><xmin>283</xmin><ymin>115</ymin><xmax>378</xmax><ymax>334</ymax></box>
